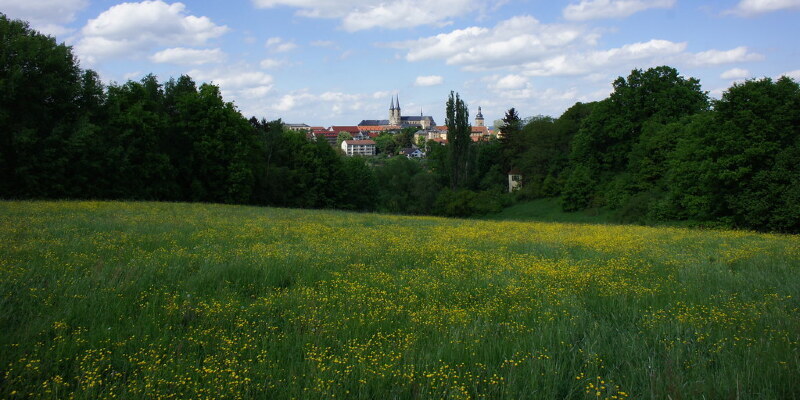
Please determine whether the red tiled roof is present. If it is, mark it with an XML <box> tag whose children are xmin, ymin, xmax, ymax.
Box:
<box><xmin>331</xmin><ymin>126</ymin><xmax>360</xmax><ymax>133</ymax></box>
<box><xmin>471</xmin><ymin>126</ymin><xmax>490</xmax><ymax>135</ymax></box>
<box><xmin>358</xmin><ymin>126</ymin><xmax>386</xmax><ymax>132</ymax></box>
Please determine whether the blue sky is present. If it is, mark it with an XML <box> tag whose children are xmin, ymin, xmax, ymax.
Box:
<box><xmin>3</xmin><ymin>0</ymin><xmax>799</xmax><ymax>126</ymax></box>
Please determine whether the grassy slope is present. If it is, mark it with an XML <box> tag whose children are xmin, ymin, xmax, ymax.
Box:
<box><xmin>487</xmin><ymin>198</ymin><xmax>616</xmax><ymax>224</ymax></box>
<box><xmin>1</xmin><ymin>201</ymin><xmax>799</xmax><ymax>399</ymax></box>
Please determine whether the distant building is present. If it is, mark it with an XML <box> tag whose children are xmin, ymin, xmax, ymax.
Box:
<box><xmin>429</xmin><ymin>124</ymin><xmax>494</xmax><ymax>143</ymax></box>
<box><xmin>359</xmin><ymin>95</ymin><xmax>436</xmax><ymax>130</ymax></box>
<box><xmin>475</xmin><ymin>107</ymin><xmax>485</xmax><ymax>127</ymax></box>
<box><xmin>508</xmin><ymin>169</ymin><xmax>522</xmax><ymax>193</ymax></box>
<box><xmin>341</xmin><ymin>140</ymin><xmax>377</xmax><ymax>156</ymax></box>
<box><xmin>400</xmin><ymin>147</ymin><xmax>425</xmax><ymax>159</ymax></box>
<box><xmin>312</xmin><ymin>128</ymin><xmax>338</xmax><ymax>146</ymax></box>
<box><xmin>285</xmin><ymin>123</ymin><xmax>310</xmax><ymax>132</ymax></box>
<box><xmin>331</xmin><ymin>126</ymin><xmax>360</xmax><ymax>136</ymax></box>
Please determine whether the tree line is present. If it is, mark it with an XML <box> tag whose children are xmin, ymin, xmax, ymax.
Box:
<box><xmin>501</xmin><ymin>66</ymin><xmax>800</xmax><ymax>232</ymax></box>
<box><xmin>2</xmin><ymin>14</ymin><xmax>799</xmax><ymax>232</ymax></box>
<box><xmin>0</xmin><ymin>15</ymin><xmax>379</xmax><ymax>210</ymax></box>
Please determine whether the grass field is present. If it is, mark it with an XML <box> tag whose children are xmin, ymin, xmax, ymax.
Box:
<box><xmin>1</xmin><ymin>201</ymin><xmax>799</xmax><ymax>399</ymax></box>
<box><xmin>487</xmin><ymin>198</ymin><xmax>616</xmax><ymax>225</ymax></box>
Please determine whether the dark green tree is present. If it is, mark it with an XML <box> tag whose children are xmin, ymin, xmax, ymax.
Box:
<box><xmin>566</xmin><ymin>66</ymin><xmax>709</xmax><ymax>214</ymax></box>
<box><xmin>336</xmin><ymin>131</ymin><xmax>353</xmax><ymax>146</ymax></box>
<box><xmin>669</xmin><ymin>77</ymin><xmax>800</xmax><ymax>231</ymax></box>
<box><xmin>103</xmin><ymin>75</ymin><xmax>174</xmax><ymax>199</ymax></box>
<box><xmin>374</xmin><ymin>133</ymin><xmax>397</xmax><ymax>156</ymax></box>
<box><xmin>0</xmin><ymin>14</ymin><xmax>82</xmax><ymax>197</ymax></box>
<box><xmin>499</xmin><ymin>108</ymin><xmax>522</xmax><ymax>171</ymax></box>
<box><xmin>445</xmin><ymin>91</ymin><xmax>471</xmax><ymax>189</ymax></box>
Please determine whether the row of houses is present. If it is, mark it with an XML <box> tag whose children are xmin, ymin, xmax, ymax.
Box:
<box><xmin>288</xmin><ymin>123</ymin><xmax>520</xmax><ymax>192</ymax></box>
<box><xmin>288</xmin><ymin>124</ymin><xmax>495</xmax><ymax>150</ymax></box>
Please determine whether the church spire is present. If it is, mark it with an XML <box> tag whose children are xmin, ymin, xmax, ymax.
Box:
<box><xmin>390</xmin><ymin>96</ymin><xmax>395</xmax><ymax>110</ymax></box>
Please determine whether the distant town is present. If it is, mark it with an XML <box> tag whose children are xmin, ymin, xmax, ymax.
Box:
<box><xmin>284</xmin><ymin>95</ymin><xmax>496</xmax><ymax>158</ymax></box>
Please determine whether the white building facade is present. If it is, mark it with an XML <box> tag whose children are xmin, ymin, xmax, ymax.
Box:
<box><xmin>341</xmin><ymin>140</ymin><xmax>377</xmax><ymax>156</ymax></box>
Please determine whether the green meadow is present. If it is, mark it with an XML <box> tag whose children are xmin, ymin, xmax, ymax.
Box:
<box><xmin>1</xmin><ymin>201</ymin><xmax>798</xmax><ymax>399</ymax></box>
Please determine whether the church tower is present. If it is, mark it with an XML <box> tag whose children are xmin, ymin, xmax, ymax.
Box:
<box><xmin>389</xmin><ymin>95</ymin><xmax>401</xmax><ymax>126</ymax></box>
<box><xmin>475</xmin><ymin>106</ymin><xmax>485</xmax><ymax>127</ymax></box>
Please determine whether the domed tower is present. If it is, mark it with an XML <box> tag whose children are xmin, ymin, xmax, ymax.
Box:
<box><xmin>475</xmin><ymin>106</ymin><xmax>485</xmax><ymax>127</ymax></box>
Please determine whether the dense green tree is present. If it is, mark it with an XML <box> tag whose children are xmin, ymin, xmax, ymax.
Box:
<box><xmin>571</xmin><ymin>66</ymin><xmax>708</xmax><ymax>174</ymax></box>
<box><xmin>63</xmin><ymin>70</ymin><xmax>111</xmax><ymax>198</ymax></box>
<box><xmin>499</xmin><ymin>108</ymin><xmax>522</xmax><ymax>171</ymax></box>
<box><xmin>0</xmin><ymin>14</ymin><xmax>82</xmax><ymax>197</ymax></box>
<box><xmin>336</xmin><ymin>131</ymin><xmax>353</xmax><ymax>146</ymax></box>
<box><xmin>669</xmin><ymin>77</ymin><xmax>800</xmax><ymax>231</ymax></box>
<box><xmin>469</xmin><ymin>138</ymin><xmax>505</xmax><ymax>192</ymax></box>
<box><xmin>561</xmin><ymin>164</ymin><xmax>595</xmax><ymax>212</ymax></box>
<box><xmin>163</xmin><ymin>75</ymin><xmax>201</xmax><ymax>200</ymax></box>
<box><xmin>564</xmin><ymin>66</ymin><xmax>709</xmax><ymax>215</ymax></box>
<box><xmin>374</xmin><ymin>133</ymin><xmax>397</xmax><ymax>156</ymax></box>
<box><xmin>446</xmin><ymin>91</ymin><xmax>471</xmax><ymax>189</ymax></box>
<box><xmin>395</xmin><ymin>127</ymin><xmax>417</xmax><ymax>149</ymax></box>
<box><xmin>103</xmin><ymin>76</ymin><xmax>174</xmax><ymax>199</ymax></box>
<box><xmin>339</xmin><ymin>156</ymin><xmax>378</xmax><ymax>211</ymax></box>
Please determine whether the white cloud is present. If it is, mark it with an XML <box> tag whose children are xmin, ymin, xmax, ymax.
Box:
<box><xmin>372</xmin><ymin>90</ymin><xmax>393</xmax><ymax>99</ymax></box>
<box><xmin>150</xmin><ymin>47</ymin><xmax>225</xmax><ymax>65</ymax></box>
<box><xmin>259</xmin><ymin>58</ymin><xmax>286</xmax><ymax>68</ymax></box>
<box><xmin>493</xmin><ymin>74</ymin><xmax>528</xmax><ymax>90</ymax></box>
<box><xmin>0</xmin><ymin>0</ymin><xmax>88</xmax><ymax>36</ymax></box>
<box><xmin>265</xmin><ymin>37</ymin><xmax>297</xmax><ymax>52</ymax></box>
<box><xmin>729</xmin><ymin>0</ymin><xmax>800</xmax><ymax>16</ymax></box>
<box><xmin>270</xmin><ymin>90</ymin><xmax>369</xmax><ymax>115</ymax></box>
<box><xmin>520</xmin><ymin>39</ymin><xmax>686</xmax><ymax>76</ymax></box>
<box><xmin>251</xmin><ymin>0</ymin><xmax>484</xmax><ymax>31</ymax></box>
<box><xmin>189</xmin><ymin>68</ymin><xmax>275</xmax><ymax>102</ymax></box>
<box><xmin>397</xmin><ymin>16</ymin><xmax>765</xmax><ymax>81</ymax></box>
<box><xmin>685</xmin><ymin>46</ymin><xmax>763</xmax><ymax>66</ymax></box>
<box><xmin>414</xmin><ymin>75</ymin><xmax>444</xmax><ymax>86</ymax></box>
<box><xmin>515</xmin><ymin>42</ymin><xmax>761</xmax><ymax>77</ymax></box>
<box><xmin>390</xmin><ymin>16</ymin><xmax>593</xmax><ymax>71</ymax></box>
<box><xmin>563</xmin><ymin>0</ymin><xmax>675</xmax><ymax>21</ymax></box>
<box><xmin>75</xmin><ymin>1</ymin><xmax>228</xmax><ymax>64</ymax></box>
<box><xmin>720</xmin><ymin>68</ymin><xmax>750</xmax><ymax>79</ymax></box>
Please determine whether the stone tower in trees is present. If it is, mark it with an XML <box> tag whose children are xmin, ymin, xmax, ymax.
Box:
<box><xmin>475</xmin><ymin>106</ymin><xmax>485</xmax><ymax>127</ymax></box>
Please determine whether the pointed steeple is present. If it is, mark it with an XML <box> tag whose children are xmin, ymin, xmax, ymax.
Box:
<box><xmin>390</xmin><ymin>96</ymin><xmax>395</xmax><ymax>110</ymax></box>
<box><xmin>396</xmin><ymin>94</ymin><xmax>400</xmax><ymax>111</ymax></box>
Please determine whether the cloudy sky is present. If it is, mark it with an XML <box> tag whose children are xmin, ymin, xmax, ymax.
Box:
<box><xmin>3</xmin><ymin>0</ymin><xmax>799</xmax><ymax>126</ymax></box>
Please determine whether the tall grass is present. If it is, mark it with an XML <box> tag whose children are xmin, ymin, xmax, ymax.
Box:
<box><xmin>1</xmin><ymin>201</ymin><xmax>798</xmax><ymax>399</ymax></box>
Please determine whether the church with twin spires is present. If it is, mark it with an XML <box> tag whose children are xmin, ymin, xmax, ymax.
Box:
<box><xmin>358</xmin><ymin>95</ymin><xmax>436</xmax><ymax>130</ymax></box>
